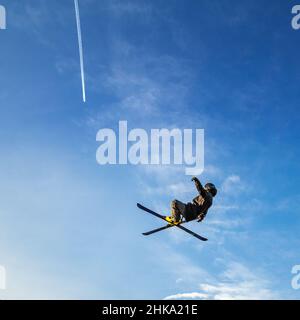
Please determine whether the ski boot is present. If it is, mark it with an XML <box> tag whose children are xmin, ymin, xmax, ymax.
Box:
<box><xmin>165</xmin><ymin>216</ymin><xmax>182</xmax><ymax>225</ymax></box>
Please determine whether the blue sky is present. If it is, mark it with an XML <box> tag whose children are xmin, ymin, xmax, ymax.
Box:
<box><xmin>0</xmin><ymin>0</ymin><xmax>300</xmax><ymax>299</ymax></box>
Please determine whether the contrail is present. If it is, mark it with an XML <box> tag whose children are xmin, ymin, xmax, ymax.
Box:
<box><xmin>74</xmin><ymin>0</ymin><xmax>86</xmax><ymax>103</ymax></box>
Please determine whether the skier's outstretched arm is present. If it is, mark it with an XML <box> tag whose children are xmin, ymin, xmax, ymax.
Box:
<box><xmin>197</xmin><ymin>212</ymin><xmax>206</xmax><ymax>222</ymax></box>
<box><xmin>191</xmin><ymin>176</ymin><xmax>206</xmax><ymax>197</ymax></box>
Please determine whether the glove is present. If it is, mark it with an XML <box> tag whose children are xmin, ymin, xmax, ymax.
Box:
<box><xmin>197</xmin><ymin>214</ymin><xmax>205</xmax><ymax>222</ymax></box>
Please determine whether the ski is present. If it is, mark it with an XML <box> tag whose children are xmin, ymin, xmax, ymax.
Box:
<box><xmin>137</xmin><ymin>203</ymin><xmax>208</xmax><ymax>241</ymax></box>
<box><xmin>142</xmin><ymin>219</ymin><xmax>190</xmax><ymax>236</ymax></box>
<box><xmin>142</xmin><ymin>224</ymin><xmax>173</xmax><ymax>236</ymax></box>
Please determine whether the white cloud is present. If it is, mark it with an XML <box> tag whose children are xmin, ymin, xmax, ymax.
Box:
<box><xmin>103</xmin><ymin>55</ymin><xmax>191</xmax><ymax>115</ymax></box>
<box><xmin>221</xmin><ymin>175</ymin><xmax>244</xmax><ymax>195</ymax></box>
<box><xmin>151</xmin><ymin>243</ymin><xmax>213</xmax><ymax>285</ymax></box>
<box><xmin>163</xmin><ymin>260</ymin><xmax>277</xmax><ymax>300</ymax></box>
<box><xmin>164</xmin><ymin>292</ymin><xmax>209</xmax><ymax>300</ymax></box>
<box><xmin>86</xmin><ymin>37</ymin><xmax>194</xmax><ymax>127</ymax></box>
<box><xmin>203</xmin><ymin>165</ymin><xmax>222</xmax><ymax>178</ymax></box>
<box><xmin>206</xmin><ymin>218</ymin><xmax>245</xmax><ymax>228</ymax></box>
<box><xmin>212</xmin><ymin>204</ymin><xmax>239</xmax><ymax>212</ymax></box>
<box><xmin>198</xmin><ymin>282</ymin><xmax>275</xmax><ymax>300</ymax></box>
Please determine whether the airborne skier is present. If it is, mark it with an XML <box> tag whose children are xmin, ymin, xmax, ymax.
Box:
<box><xmin>166</xmin><ymin>176</ymin><xmax>217</xmax><ymax>225</ymax></box>
<box><xmin>137</xmin><ymin>176</ymin><xmax>217</xmax><ymax>241</ymax></box>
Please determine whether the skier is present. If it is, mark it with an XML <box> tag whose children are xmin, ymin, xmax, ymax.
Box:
<box><xmin>166</xmin><ymin>176</ymin><xmax>217</xmax><ymax>225</ymax></box>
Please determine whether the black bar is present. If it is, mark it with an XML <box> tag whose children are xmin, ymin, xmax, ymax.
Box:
<box><xmin>0</xmin><ymin>300</ymin><xmax>298</xmax><ymax>319</ymax></box>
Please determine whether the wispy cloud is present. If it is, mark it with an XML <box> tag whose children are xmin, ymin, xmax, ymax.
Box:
<box><xmin>144</xmin><ymin>181</ymin><xmax>194</xmax><ymax>197</ymax></box>
<box><xmin>206</xmin><ymin>218</ymin><xmax>246</xmax><ymax>229</ymax></box>
<box><xmin>104</xmin><ymin>54</ymin><xmax>192</xmax><ymax>115</ymax></box>
<box><xmin>221</xmin><ymin>175</ymin><xmax>245</xmax><ymax>195</ymax></box>
<box><xmin>164</xmin><ymin>292</ymin><xmax>209</xmax><ymax>300</ymax></box>
<box><xmin>85</xmin><ymin>36</ymin><xmax>195</xmax><ymax>127</ymax></box>
<box><xmin>164</xmin><ymin>260</ymin><xmax>277</xmax><ymax>300</ymax></box>
<box><xmin>213</xmin><ymin>204</ymin><xmax>239</xmax><ymax>212</ymax></box>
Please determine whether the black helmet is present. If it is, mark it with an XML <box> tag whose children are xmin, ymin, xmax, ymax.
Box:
<box><xmin>205</xmin><ymin>183</ymin><xmax>217</xmax><ymax>197</ymax></box>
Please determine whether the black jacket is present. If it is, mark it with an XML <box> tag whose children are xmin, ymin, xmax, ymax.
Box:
<box><xmin>185</xmin><ymin>179</ymin><xmax>213</xmax><ymax>222</ymax></box>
